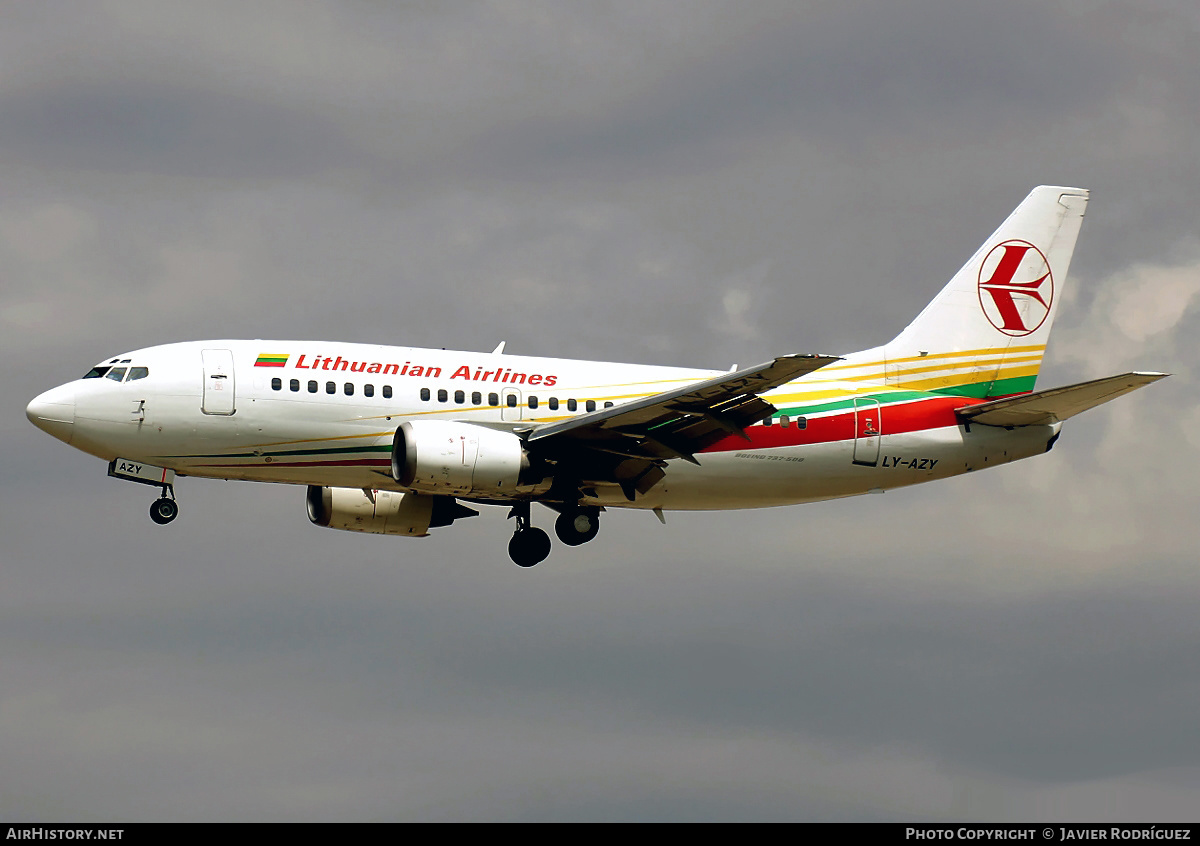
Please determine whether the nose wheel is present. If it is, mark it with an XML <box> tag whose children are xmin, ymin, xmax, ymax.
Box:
<box><xmin>149</xmin><ymin>486</ymin><xmax>178</xmax><ymax>525</ymax></box>
<box><xmin>107</xmin><ymin>460</ymin><xmax>180</xmax><ymax>526</ymax></box>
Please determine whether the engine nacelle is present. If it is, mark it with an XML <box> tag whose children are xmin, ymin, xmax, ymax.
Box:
<box><xmin>392</xmin><ymin>420</ymin><xmax>533</xmax><ymax>495</ymax></box>
<box><xmin>306</xmin><ymin>485</ymin><xmax>475</xmax><ymax>536</ymax></box>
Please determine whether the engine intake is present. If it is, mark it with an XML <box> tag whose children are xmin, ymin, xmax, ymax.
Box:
<box><xmin>392</xmin><ymin>420</ymin><xmax>533</xmax><ymax>495</ymax></box>
<box><xmin>306</xmin><ymin>485</ymin><xmax>475</xmax><ymax>536</ymax></box>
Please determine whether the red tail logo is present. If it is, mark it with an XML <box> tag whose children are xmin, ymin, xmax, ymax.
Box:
<box><xmin>977</xmin><ymin>240</ymin><xmax>1054</xmax><ymax>336</ymax></box>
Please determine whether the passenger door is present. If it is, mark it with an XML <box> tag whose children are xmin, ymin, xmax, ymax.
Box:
<box><xmin>201</xmin><ymin>349</ymin><xmax>236</xmax><ymax>415</ymax></box>
<box><xmin>852</xmin><ymin>397</ymin><xmax>881</xmax><ymax>466</ymax></box>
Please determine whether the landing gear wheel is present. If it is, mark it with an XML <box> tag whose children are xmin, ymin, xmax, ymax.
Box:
<box><xmin>555</xmin><ymin>509</ymin><xmax>600</xmax><ymax>546</ymax></box>
<box><xmin>509</xmin><ymin>528</ymin><xmax>551</xmax><ymax>567</ymax></box>
<box><xmin>150</xmin><ymin>497</ymin><xmax>179</xmax><ymax>525</ymax></box>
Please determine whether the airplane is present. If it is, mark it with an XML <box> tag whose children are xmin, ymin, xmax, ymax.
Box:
<box><xmin>26</xmin><ymin>185</ymin><xmax>1167</xmax><ymax>567</ymax></box>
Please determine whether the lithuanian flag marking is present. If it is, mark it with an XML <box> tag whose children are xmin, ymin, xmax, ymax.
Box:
<box><xmin>254</xmin><ymin>353</ymin><xmax>289</xmax><ymax>368</ymax></box>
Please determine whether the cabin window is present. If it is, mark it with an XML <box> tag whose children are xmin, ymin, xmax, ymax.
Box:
<box><xmin>586</xmin><ymin>400</ymin><xmax>596</xmax><ymax>412</ymax></box>
<box><xmin>382</xmin><ymin>386</ymin><xmax>392</xmax><ymax>399</ymax></box>
<box><xmin>472</xmin><ymin>391</ymin><xmax>481</xmax><ymax>405</ymax></box>
<box><xmin>548</xmin><ymin>397</ymin><xmax>559</xmax><ymax>410</ymax></box>
<box><xmin>290</xmin><ymin>379</ymin><xmax>300</xmax><ymax>392</ymax></box>
<box><xmin>308</xmin><ymin>380</ymin><xmax>318</xmax><ymax>393</ymax></box>
<box><xmin>506</xmin><ymin>394</ymin><xmax>518</xmax><ymax>408</ymax></box>
<box><xmin>780</xmin><ymin>416</ymin><xmax>790</xmax><ymax>428</ymax></box>
<box><xmin>420</xmin><ymin>387</ymin><xmax>430</xmax><ymax>401</ymax></box>
<box><xmin>454</xmin><ymin>390</ymin><xmax>465</xmax><ymax>404</ymax></box>
<box><xmin>344</xmin><ymin>382</ymin><xmax>354</xmax><ymax>396</ymax></box>
<box><xmin>364</xmin><ymin>384</ymin><xmax>374</xmax><ymax>397</ymax></box>
<box><xmin>567</xmin><ymin>398</ymin><xmax>577</xmax><ymax>412</ymax></box>
<box><xmin>437</xmin><ymin>389</ymin><xmax>448</xmax><ymax>403</ymax></box>
<box><xmin>271</xmin><ymin>377</ymin><xmax>282</xmax><ymax>391</ymax></box>
<box><xmin>795</xmin><ymin>417</ymin><xmax>807</xmax><ymax>429</ymax></box>
<box><xmin>83</xmin><ymin>366</ymin><xmax>111</xmax><ymax>379</ymax></box>
<box><xmin>604</xmin><ymin>401</ymin><xmax>614</xmax><ymax>408</ymax></box>
<box><xmin>106</xmin><ymin>367</ymin><xmax>127</xmax><ymax>382</ymax></box>
<box><xmin>489</xmin><ymin>393</ymin><xmax>499</xmax><ymax>407</ymax></box>
<box><xmin>528</xmin><ymin>396</ymin><xmax>538</xmax><ymax>409</ymax></box>
<box><xmin>326</xmin><ymin>381</ymin><xmax>336</xmax><ymax>394</ymax></box>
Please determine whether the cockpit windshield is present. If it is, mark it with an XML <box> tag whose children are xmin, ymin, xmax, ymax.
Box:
<box><xmin>82</xmin><ymin>364</ymin><xmax>150</xmax><ymax>382</ymax></box>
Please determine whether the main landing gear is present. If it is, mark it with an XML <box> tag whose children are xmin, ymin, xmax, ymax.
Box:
<box><xmin>508</xmin><ymin>502</ymin><xmax>551</xmax><ymax>567</ymax></box>
<box><xmin>507</xmin><ymin>503</ymin><xmax>601</xmax><ymax>567</ymax></box>
<box><xmin>149</xmin><ymin>485</ymin><xmax>179</xmax><ymax>525</ymax></box>
<box><xmin>554</xmin><ymin>508</ymin><xmax>600</xmax><ymax>546</ymax></box>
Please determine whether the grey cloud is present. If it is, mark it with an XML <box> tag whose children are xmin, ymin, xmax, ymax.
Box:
<box><xmin>474</xmin><ymin>2</ymin><xmax>1123</xmax><ymax>181</ymax></box>
<box><xmin>0</xmin><ymin>83</ymin><xmax>353</xmax><ymax>179</ymax></box>
<box><xmin>4</xmin><ymin>0</ymin><xmax>1200</xmax><ymax>822</ymax></box>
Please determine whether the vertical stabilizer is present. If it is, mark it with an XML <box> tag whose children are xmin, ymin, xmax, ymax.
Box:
<box><xmin>880</xmin><ymin>186</ymin><xmax>1088</xmax><ymax>398</ymax></box>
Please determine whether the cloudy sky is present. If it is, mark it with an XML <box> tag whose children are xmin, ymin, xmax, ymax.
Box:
<box><xmin>4</xmin><ymin>0</ymin><xmax>1199</xmax><ymax>822</ymax></box>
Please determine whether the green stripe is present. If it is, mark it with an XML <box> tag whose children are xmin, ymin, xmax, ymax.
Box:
<box><xmin>928</xmin><ymin>374</ymin><xmax>1037</xmax><ymax>398</ymax></box>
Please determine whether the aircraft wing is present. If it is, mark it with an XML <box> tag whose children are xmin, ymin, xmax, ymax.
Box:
<box><xmin>525</xmin><ymin>354</ymin><xmax>839</xmax><ymax>499</ymax></box>
<box><xmin>956</xmin><ymin>372</ymin><xmax>1168</xmax><ymax>427</ymax></box>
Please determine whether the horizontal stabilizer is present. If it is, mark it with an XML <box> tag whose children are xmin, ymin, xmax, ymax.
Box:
<box><xmin>957</xmin><ymin>372</ymin><xmax>1168</xmax><ymax>427</ymax></box>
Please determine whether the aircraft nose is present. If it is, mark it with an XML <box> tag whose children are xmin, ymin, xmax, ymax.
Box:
<box><xmin>26</xmin><ymin>385</ymin><xmax>76</xmax><ymax>444</ymax></box>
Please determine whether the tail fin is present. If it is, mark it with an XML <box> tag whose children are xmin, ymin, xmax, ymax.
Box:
<box><xmin>881</xmin><ymin>185</ymin><xmax>1088</xmax><ymax>398</ymax></box>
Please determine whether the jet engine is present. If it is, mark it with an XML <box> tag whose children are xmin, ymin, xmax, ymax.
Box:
<box><xmin>392</xmin><ymin>420</ymin><xmax>541</xmax><ymax>495</ymax></box>
<box><xmin>306</xmin><ymin>485</ymin><xmax>476</xmax><ymax>536</ymax></box>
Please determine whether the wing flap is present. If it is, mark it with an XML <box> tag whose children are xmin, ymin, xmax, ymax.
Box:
<box><xmin>526</xmin><ymin>354</ymin><xmax>839</xmax><ymax>499</ymax></box>
<box><xmin>957</xmin><ymin>372</ymin><xmax>1168</xmax><ymax>427</ymax></box>
<box><xmin>528</xmin><ymin>354</ymin><xmax>839</xmax><ymax>448</ymax></box>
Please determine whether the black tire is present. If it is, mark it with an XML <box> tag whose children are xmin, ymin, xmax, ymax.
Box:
<box><xmin>555</xmin><ymin>510</ymin><xmax>600</xmax><ymax>546</ymax></box>
<box><xmin>509</xmin><ymin>527</ymin><xmax>552</xmax><ymax>567</ymax></box>
<box><xmin>150</xmin><ymin>498</ymin><xmax>178</xmax><ymax>525</ymax></box>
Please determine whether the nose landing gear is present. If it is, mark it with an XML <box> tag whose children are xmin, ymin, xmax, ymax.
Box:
<box><xmin>107</xmin><ymin>458</ymin><xmax>180</xmax><ymax>526</ymax></box>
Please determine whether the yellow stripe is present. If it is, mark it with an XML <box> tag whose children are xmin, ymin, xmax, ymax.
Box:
<box><xmin>804</xmin><ymin>353</ymin><xmax>1044</xmax><ymax>387</ymax></box>
<box><xmin>764</xmin><ymin>362</ymin><xmax>1040</xmax><ymax>405</ymax></box>
<box><xmin>822</xmin><ymin>343</ymin><xmax>1046</xmax><ymax>373</ymax></box>
<box><xmin>865</xmin><ymin>353</ymin><xmax>1044</xmax><ymax>382</ymax></box>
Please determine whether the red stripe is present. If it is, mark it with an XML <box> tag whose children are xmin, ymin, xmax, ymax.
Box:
<box><xmin>702</xmin><ymin>395</ymin><xmax>977</xmax><ymax>453</ymax></box>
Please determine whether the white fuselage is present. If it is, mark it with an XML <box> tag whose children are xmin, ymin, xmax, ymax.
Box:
<box><xmin>28</xmin><ymin>340</ymin><xmax>1058</xmax><ymax>512</ymax></box>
